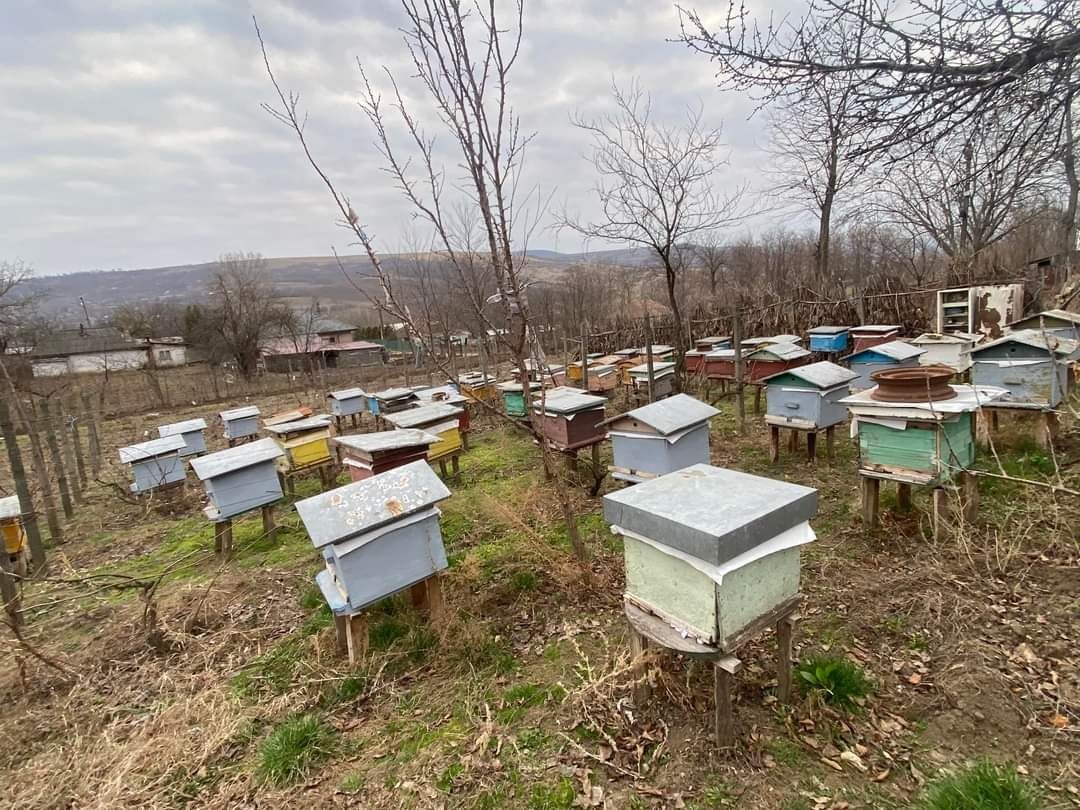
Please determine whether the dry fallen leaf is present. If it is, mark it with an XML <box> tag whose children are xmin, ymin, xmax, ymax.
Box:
<box><xmin>821</xmin><ymin>757</ymin><xmax>844</xmax><ymax>772</ymax></box>
<box><xmin>907</xmin><ymin>673</ymin><xmax>922</xmax><ymax>685</ymax></box>
<box><xmin>840</xmin><ymin>750</ymin><xmax>868</xmax><ymax>773</ymax></box>
<box><xmin>1049</xmin><ymin>713</ymin><xmax>1069</xmax><ymax>729</ymax></box>
<box><xmin>871</xmin><ymin>768</ymin><xmax>891</xmax><ymax>783</ymax></box>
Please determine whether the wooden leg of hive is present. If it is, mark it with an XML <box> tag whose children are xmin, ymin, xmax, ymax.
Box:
<box><xmin>629</xmin><ymin>627</ymin><xmax>650</xmax><ymax>706</ymax></box>
<box><xmin>451</xmin><ymin>454</ymin><xmax>460</xmax><ymax>475</ymax></box>
<box><xmin>861</xmin><ymin>477</ymin><xmax>879</xmax><ymax>529</ymax></box>
<box><xmin>753</xmin><ymin>386</ymin><xmax>762</xmax><ymax>415</ymax></box>
<box><xmin>932</xmin><ymin>488</ymin><xmax>949</xmax><ymax>541</ymax></box>
<box><xmin>897</xmin><ymin>482</ymin><xmax>912</xmax><ymax>512</ymax></box>
<box><xmin>590</xmin><ymin>443</ymin><xmax>601</xmax><ymax>479</ymax></box>
<box><xmin>961</xmin><ymin>471</ymin><xmax>979</xmax><ymax>523</ymax></box>
<box><xmin>806</xmin><ymin>431</ymin><xmax>817</xmax><ymax>463</ymax></box>
<box><xmin>776</xmin><ymin>615</ymin><xmax>796</xmax><ymax>704</ymax></box>
<box><xmin>462</xmin><ymin>431</ymin><xmax>470</xmax><ymax>451</ymax></box>
<box><xmin>261</xmin><ymin>504</ymin><xmax>277</xmax><ymax>539</ymax></box>
<box><xmin>345</xmin><ymin>613</ymin><xmax>368</xmax><ymax>665</ymax></box>
<box><xmin>975</xmin><ymin>410</ymin><xmax>990</xmax><ymax>445</ymax></box>
<box><xmin>1037</xmin><ymin>411</ymin><xmax>1059</xmax><ymax>450</ymax></box>
<box><xmin>410</xmin><ymin>579</ymin><xmax>429</xmax><ymax>616</ymax></box>
<box><xmin>826</xmin><ymin>425</ymin><xmax>835</xmax><ymax>461</ymax></box>
<box><xmin>334</xmin><ymin>614</ymin><xmax>348</xmax><ymax>657</ymax></box>
<box><xmin>438</xmin><ymin>459</ymin><xmax>448</xmax><ymax>478</ymax></box>
<box><xmin>426</xmin><ymin>576</ymin><xmax>446</xmax><ymax>627</ymax></box>
<box><xmin>990</xmin><ymin>409</ymin><xmax>999</xmax><ymax>433</ymax></box>
<box><xmin>769</xmin><ymin>425</ymin><xmax>780</xmax><ymax>463</ymax></box>
<box><xmin>714</xmin><ymin>656</ymin><xmax>741</xmax><ymax>748</ymax></box>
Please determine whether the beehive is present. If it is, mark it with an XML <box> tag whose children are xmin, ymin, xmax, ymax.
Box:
<box><xmin>702</xmin><ymin>347</ymin><xmax>750</xmax><ymax>380</ymax></box>
<box><xmin>219</xmin><ymin>405</ymin><xmax>260</xmax><ymax>442</ymax></box>
<box><xmin>415</xmin><ymin>384</ymin><xmax>471</xmax><ymax>434</ymax></box>
<box><xmin>296</xmin><ymin>460</ymin><xmax>452</xmax><ymax>615</ymax></box>
<box><xmin>367</xmin><ymin>387</ymin><xmax>419</xmax><ymax>417</ymax></box>
<box><xmin>498</xmin><ymin>381</ymin><xmax>542</xmax><ymax>418</ymax></box>
<box><xmin>1006</xmin><ymin>310</ymin><xmax>1080</xmax><ymax>348</ymax></box>
<box><xmin>601</xmin><ymin>394</ymin><xmax>719</xmax><ymax>483</ymax></box>
<box><xmin>384</xmin><ymin>402</ymin><xmax>465</xmax><ymax>461</ymax></box>
<box><xmin>0</xmin><ymin>496</ymin><xmax>27</xmax><ymax>561</ymax></box>
<box><xmin>264</xmin><ymin>415</ymin><xmax>334</xmax><ymax>471</ymax></box>
<box><xmin>909</xmin><ymin>332</ymin><xmax>978</xmax><ymax>373</ymax></box>
<box><xmin>584</xmin><ymin>364</ymin><xmax>620</xmax><ymax>393</ymax></box>
<box><xmin>603</xmin><ymin>464</ymin><xmax>817</xmax><ymax>649</ymax></box>
<box><xmin>190</xmin><ymin>437</ymin><xmax>285</xmax><ymax>521</ymax></box>
<box><xmin>970</xmin><ymin>330</ymin><xmax>1076</xmax><ymax>408</ymax></box>
<box><xmin>157</xmin><ymin>417</ymin><xmax>208</xmax><ymax>457</ymax></box>
<box><xmin>763</xmin><ymin>361</ymin><xmax>857</xmax><ymax>431</ymax></box>
<box><xmin>807</xmin><ymin>326</ymin><xmax>850</xmax><ymax>353</ymax></box>
<box><xmin>850</xmin><ymin>325</ymin><xmax>902</xmax><ymax>353</ymax></box>
<box><xmin>628</xmin><ymin>361</ymin><xmax>676</xmax><ymax>398</ymax></box>
<box><xmin>744</xmin><ymin>343</ymin><xmax>812</xmax><ymax>383</ymax></box>
<box><xmin>532</xmin><ymin>387</ymin><xmax>607</xmax><ymax>451</ymax></box>
<box><xmin>567</xmin><ymin>354</ymin><xmax>607</xmax><ymax>381</ymax></box>
<box><xmin>458</xmin><ymin>372</ymin><xmax>498</xmax><ymax>403</ymax></box>
<box><xmin>334</xmin><ymin>430</ymin><xmax>439</xmax><ymax>482</ymax></box>
<box><xmin>119</xmin><ymin>435</ymin><xmax>188</xmax><ymax>492</ymax></box>
<box><xmin>327</xmin><ymin>387</ymin><xmax>368</xmax><ymax>417</ymax></box>
<box><xmin>846</xmin><ymin>341</ymin><xmax>925</xmax><ymax>391</ymax></box>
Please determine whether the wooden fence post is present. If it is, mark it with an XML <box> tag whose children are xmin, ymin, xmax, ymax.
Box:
<box><xmin>733</xmin><ymin>306</ymin><xmax>746</xmax><ymax>435</ymax></box>
<box><xmin>81</xmin><ymin>392</ymin><xmax>103</xmax><ymax>475</ymax></box>
<box><xmin>23</xmin><ymin>399</ymin><xmax>63</xmax><ymax>544</ymax></box>
<box><xmin>59</xmin><ymin>398</ymin><xmax>84</xmax><ymax>504</ymax></box>
<box><xmin>40</xmin><ymin>399</ymin><xmax>74</xmax><ymax>520</ymax></box>
<box><xmin>69</xmin><ymin>397</ymin><xmax>88</xmax><ymax>490</ymax></box>
<box><xmin>0</xmin><ymin>398</ymin><xmax>45</xmax><ymax>570</ymax></box>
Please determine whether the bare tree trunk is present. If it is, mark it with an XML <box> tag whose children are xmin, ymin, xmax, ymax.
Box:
<box><xmin>82</xmin><ymin>392</ymin><xmax>103</xmax><ymax>476</ymax></box>
<box><xmin>0</xmin><ymin>398</ymin><xmax>45</xmax><ymax>571</ymax></box>
<box><xmin>39</xmin><ymin>400</ymin><xmax>73</xmax><ymax>520</ymax></box>
<box><xmin>59</xmin><ymin>399</ymin><xmax>83</xmax><ymax>505</ymax></box>
<box><xmin>1062</xmin><ymin>97</ymin><xmax>1078</xmax><ymax>253</ymax></box>
<box><xmin>733</xmin><ymin>304</ymin><xmax>746</xmax><ymax>435</ymax></box>
<box><xmin>24</xmin><ymin>402</ymin><xmax>63</xmax><ymax>544</ymax></box>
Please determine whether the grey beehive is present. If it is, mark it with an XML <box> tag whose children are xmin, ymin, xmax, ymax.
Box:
<box><xmin>119</xmin><ymin>434</ymin><xmax>188</xmax><ymax>493</ymax></box>
<box><xmin>603</xmin><ymin>464</ymin><xmax>817</xmax><ymax>648</ymax></box>
<box><xmin>971</xmin><ymin>329</ymin><xmax>1076</xmax><ymax>408</ymax></box>
<box><xmin>601</xmin><ymin>394</ymin><xmax>719</xmax><ymax>483</ymax></box>
<box><xmin>189</xmin><ymin>437</ymin><xmax>285</xmax><ymax>521</ymax></box>
<box><xmin>763</xmin><ymin>361</ymin><xmax>857</xmax><ymax>430</ymax></box>
<box><xmin>157</xmin><ymin>417</ymin><xmax>208</xmax><ymax>457</ymax></box>
<box><xmin>296</xmin><ymin>460</ymin><xmax>452</xmax><ymax>615</ymax></box>
<box><xmin>327</xmin><ymin>387</ymin><xmax>367</xmax><ymax>417</ymax></box>
<box><xmin>219</xmin><ymin>406</ymin><xmax>260</xmax><ymax>441</ymax></box>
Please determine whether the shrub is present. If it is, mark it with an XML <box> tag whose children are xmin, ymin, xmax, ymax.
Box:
<box><xmin>917</xmin><ymin>760</ymin><xmax>1038</xmax><ymax>810</ymax></box>
<box><xmin>257</xmin><ymin>714</ymin><xmax>338</xmax><ymax>786</ymax></box>
<box><xmin>796</xmin><ymin>652</ymin><xmax>872</xmax><ymax>710</ymax></box>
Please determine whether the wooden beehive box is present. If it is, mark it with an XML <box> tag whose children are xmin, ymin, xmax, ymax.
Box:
<box><xmin>498</xmin><ymin>381</ymin><xmax>542</xmax><ymax>418</ymax></box>
<box><xmin>367</xmin><ymin>387</ymin><xmax>419</xmax><ymax>417</ymax></box>
<box><xmin>415</xmin><ymin>384</ymin><xmax>471</xmax><ymax>433</ymax></box>
<box><xmin>1006</xmin><ymin>310</ymin><xmax>1080</xmax><ymax>349</ymax></box>
<box><xmin>567</xmin><ymin>354</ymin><xmax>606</xmax><ymax>381</ymax></box>
<box><xmin>334</xmin><ymin>430</ymin><xmax>439</xmax><ymax>482</ymax></box>
<box><xmin>264</xmin><ymin>415</ymin><xmax>334</xmax><ymax>471</ymax></box>
<box><xmin>846</xmin><ymin>341</ymin><xmax>925</xmax><ymax>391</ymax></box>
<box><xmin>603</xmin><ymin>464</ymin><xmax>817</xmax><ymax>649</ymax></box>
<box><xmin>970</xmin><ymin>330</ymin><xmax>1076</xmax><ymax>408</ymax></box>
<box><xmin>807</xmin><ymin>326</ymin><xmax>850</xmax><ymax>353</ymax></box>
<box><xmin>702</xmin><ymin>347</ymin><xmax>751</xmax><ymax>380</ymax></box>
<box><xmin>532</xmin><ymin>387</ymin><xmax>607</xmax><ymax>451</ymax></box>
<box><xmin>841</xmin><ymin>385</ymin><xmax>1004</xmax><ymax>485</ymax></box>
<box><xmin>296</xmin><ymin>460</ymin><xmax>452</xmax><ymax>615</ymax></box>
<box><xmin>744</xmin><ymin>343</ymin><xmax>812</xmax><ymax>383</ymax></box>
<box><xmin>601</xmin><ymin>394</ymin><xmax>719</xmax><ymax>483</ymax></box>
<box><xmin>585</xmin><ymin>364</ymin><xmax>620</xmax><ymax>393</ymax></box>
<box><xmin>695</xmin><ymin>336</ymin><xmax>731</xmax><ymax>352</ymax></box>
<box><xmin>219</xmin><ymin>405</ymin><xmax>260</xmax><ymax>441</ymax></box>
<box><xmin>190</xmin><ymin>437</ymin><xmax>285</xmax><ymax>522</ymax></box>
<box><xmin>384</xmin><ymin>402</ymin><xmax>464</xmax><ymax>461</ymax></box>
<box><xmin>851</xmin><ymin>325</ymin><xmax>901</xmax><ymax>353</ymax></box>
<box><xmin>119</xmin><ymin>435</ymin><xmax>188</xmax><ymax>493</ymax></box>
<box><xmin>628</xmin><ymin>361</ymin><xmax>677</xmax><ymax>398</ymax></box>
<box><xmin>0</xmin><ymin>496</ymin><xmax>27</xmax><ymax>562</ymax></box>
<box><xmin>327</xmin><ymin>387</ymin><xmax>368</xmax><ymax>417</ymax></box>
<box><xmin>909</xmin><ymin>332</ymin><xmax>978</xmax><ymax>373</ymax></box>
<box><xmin>157</xmin><ymin>417</ymin><xmax>208</xmax><ymax>457</ymax></box>
<box><xmin>763</xmin><ymin>361</ymin><xmax>857</xmax><ymax>431</ymax></box>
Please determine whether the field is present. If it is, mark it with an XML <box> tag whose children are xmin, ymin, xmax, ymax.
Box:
<box><xmin>0</xmin><ymin>385</ymin><xmax>1077</xmax><ymax>809</ymax></box>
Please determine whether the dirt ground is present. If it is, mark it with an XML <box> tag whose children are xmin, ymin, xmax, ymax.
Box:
<box><xmin>0</xmin><ymin>383</ymin><xmax>1077</xmax><ymax>809</ymax></box>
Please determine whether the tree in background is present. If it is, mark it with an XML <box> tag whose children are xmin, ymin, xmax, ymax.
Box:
<box><xmin>561</xmin><ymin>81</ymin><xmax>746</xmax><ymax>381</ymax></box>
<box><xmin>205</xmin><ymin>252</ymin><xmax>286</xmax><ymax>379</ymax></box>
<box><xmin>0</xmin><ymin>260</ymin><xmax>40</xmax><ymax>355</ymax></box>
<box><xmin>108</xmin><ymin>301</ymin><xmax>187</xmax><ymax>339</ymax></box>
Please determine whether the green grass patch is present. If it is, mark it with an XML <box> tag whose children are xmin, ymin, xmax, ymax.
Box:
<box><xmin>256</xmin><ymin>713</ymin><xmax>338</xmax><ymax>787</ymax></box>
<box><xmin>528</xmin><ymin>776</ymin><xmax>576</xmax><ymax>809</ymax></box>
<box><xmin>232</xmin><ymin>637</ymin><xmax>306</xmax><ymax>697</ymax></box>
<box><xmin>509</xmin><ymin>569</ymin><xmax>539</xmax><ymax>593</ymax></box>
<box><xmin>496</xmin><ymin>682</ymin><xmax>566</xmax><ymax>724</ymax></box>
<box><xmin>322</xmin><ymin>673</ymin><xmax>370</xmax><ymax>708</ymax></box>
<box><xmin>796</xmin><ymin>652</ymin><xmax>873</xmax><ymax>710</ymax></box>
<box><xmin>369</xmin><ymin>615</ymin><xmax>410</xmax><ymax>650</ymax></box>
<box><xmin>917</xmin><ymin>760</ymin><xmax>1037</xmax><ymax>810</ymax></box>
<box><xmin>765</xmin><ymin>736</ymin><xmax>806</xmax><ymax>766</ymax></box>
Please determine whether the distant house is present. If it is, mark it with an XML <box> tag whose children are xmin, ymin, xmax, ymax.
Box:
<box><xmin>308</xmin><ymin>316</ymin><xmax>355</xmax><ymax>344</ymax></box>
<box><xmin>262</xmin><ymin>335</ymin><xmax>384</xmax><ymax>373</ymax></box>
<box><xmin>28</xmin><ymin>326</ymin><xmax>190</xmax><ymax>377</ymax></box>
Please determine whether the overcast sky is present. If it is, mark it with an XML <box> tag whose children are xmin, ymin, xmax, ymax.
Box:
<box><xmin>1</xmin><ymin>0</ymin><xmax>784</xmax><ymax>276</ymax></box>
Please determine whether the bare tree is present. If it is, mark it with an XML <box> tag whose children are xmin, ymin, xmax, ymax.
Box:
<box><xmin>693</xmin><ymin>232</ymin><xmax>728</xmax><ymax>299</ymax></box>
<box><xmin>1059</xmin><ymin>94</ymin><xmax>1079</xmax><ymax>253</ymax></box>
<box><xmin>0</xmin><ymin>260</ymin><xmax>39</xmax><ymax>355</ymax></box>
<box><xmin>680</xmin><ymin>0</ymin><xmax>1080</xmax><ymax>159</ymax></box>
<box><xmin>561</xmin><ymin>81</ymin><xmax>746</xmax><ymax>381</ymax></box>
<box><xmin>108</xmin><ymin>301</ymin><xmax>186</xmax><ymax>340</ymax></box>
<box><xmin>206</xmin><ymin>252</ymin><xmax>285</xmax><ymax>379</ymax></box>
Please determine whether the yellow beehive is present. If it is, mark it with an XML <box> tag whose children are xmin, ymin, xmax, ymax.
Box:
<box><xmin>0</xmin><ymin>496</ymin><xmax>26</xmax><ymax>557</ymax></box>
<box><xmin>385</xmin><ymin>403</ymin><xmax>465</xmax><ymax>463</ymax></box>
<box><xmin>265</xmin><ymin>415</ymin><xmax>334</xmax><ymax>471</ymax></box>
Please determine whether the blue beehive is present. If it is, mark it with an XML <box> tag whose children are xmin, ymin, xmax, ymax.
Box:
<box><xmin>970</xmin><ymin>330</ymin><xmax>1076</xmax><ymax>408</ymax></box>
<box><xmin>807</xmin><ymin>326</ymin><xmax>850</xmax><ymax>353</ymax></box>
<box><xmin>190</xmin><ymin>437</ymin><xmax>285</xmax><ymax>521</ymax></box>
<box><xmin>601</xmin><ymin>394</ymin><xmax>719</xmax><ymax>483</ymax></box>
<box><xmin>327</xmin><ymin>387</ymin><xmax>367</xmax><ymax>417</ymax></box>
<box><xmin>157</xmin><ymin>417</ymin><xmax>208</xmax><ymax>457</ymax></box>
<box><xmin>296</xmin><ymin>460</ymin><xmax>452</xmax><ymax>616</ymax></box>
<box><xmin>846</xmin><ymin>341</ymin><xmax>925</xmax><ymax>391</ymax></box>
<box><xmin>119</xmin><ymin>435</ymin><xmax>187</xmax><ymax>493</ymax></box>
<box><xmin>763</xmin><ymin>361</ymin><xmax>857</xmax><ymax>430</ymax></box>
<box><xmin>219</xmin><ymin>406</ymin><xmax>261</xmax><ymax>442</ymax></box>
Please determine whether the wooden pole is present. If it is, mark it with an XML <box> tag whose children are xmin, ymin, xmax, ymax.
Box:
<box><xmin>69</xmin><ymin>397</ymin><xmax>88</xmax><ymax>490</ymax></box>
<box><xmin>58</xmin><ymin>399</ymin><xmax>83</xmax><ymax>504</ymax></box>
<box><xmin>644</xmin><ymin>312</ymin><xmax>656</xmax><ymax>403</ymax></box>
<box><xmin>733</xmin><ymin>307</ymin><xmax>745</xmax><ymax>434</ymax></box>
<box><xmin>580</xmin><ymin>322</ymin><xmax>589</xmax><ymax>394</ymax></box>
<box><xmin>40</xmin><ymin>400</ymin><xmax>74</xmax><ymax>520</ymax></box>
<box><xmin>81</xmin><ymin>392</ymin><xmax>103</xmax><ymax>475</ymax></box>
<box><xmin>0</xmin><ymin>557</ymin><xmax>21</xmax><ymax>627</ymax></box>
<box><xmin>0</xmin><ymin>398</ymin><xmax>45</xmax><ymax>570</ymax></box>
<box><xmin>24</xmin><ymin>399</ymin><xmax>63</xmax><ymax>544</ymax></box>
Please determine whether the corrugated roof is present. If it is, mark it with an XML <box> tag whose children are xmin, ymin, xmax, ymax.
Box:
<box><xmin>972</xmin><ymin>329</ymin><xmax>1077</xmax><ymax>356</ymax></box>
<box><xmin>309</xmin><ymin>316</ymin><xmax>355</xmax><ymax>333</ymax></box>
<box><xmin>848</xmin><ymin>340</ymin><xmax>925</xmax><ymax>362</ymax></box>
<box><xmin>748</xmin><ymin>342</ymin><xmax>810</xmax><ymax>361</ymax></box>
<box><xmin>190</xmin><ymin>437</ymin><xmax>283</xmax><ymax>480</ymax></box>
<box><xmin>0</xmin><ymin>496</ymin><xmax>20</xmax><ymax>521</ymax></box>
<box><xmin>264</xmin><ymin>414</ymin><xmax>332</xmax><ymax>434</ymax></box>
<box><xmin>158</xmin><ymin>418</ymin><xmax>208</xmax><ymax>436</ymax></box>
<box><xmin>295</xmin><ymin>459</ymin><xmax>450</xmax><ymax>548</ymax></box>
<box><xmin>384</xmin><ymin>402</ymin><xmax>463</xmax><ymax>429</ymax></box>
<box><xmin>763</xmin><ymin>360</ymin><xmax>857</xmax><ymax>388</ymax></box>
<box><xmin>119</xmin><ymin>434</ymin><xmax>187</xmax><ymax>463</ymax></box>
<box><xmin>220</xmin><ymin>405</ymin><xmax>260</xmax><ymax>421</ymax></box>
<box><xmin>334</xmin><ymin>429</ymin><xmax>439</xmax><ymax>453</ymax></box>
<box><xmin>328</xmin><ymin>387</ymin><xmax>367</xmax><ymax>401</ymax></box>
<box><xmin>324</xmin><ymin>340</ymin><xmax>381</xmax><ymax>352</ymax></box>
<box><xmin>600</xmin><ymin>393</ymin><xmax>719</xmax><ymax>433</ymax></box>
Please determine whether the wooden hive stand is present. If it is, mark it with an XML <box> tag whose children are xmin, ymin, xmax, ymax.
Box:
<box><xmin>212</xmin><ymin>504</ymin><xmax>278</xmax><ymax>559</ymax></box>
<box><xmin>976</xmin><ymin>404</ymin><xmax>1060</xmax><ymax>451</ymax></box>
<box><xmin>625</xmin><ymin>596</ymin><xmax>800</xmax><ymax>748</ymax></box>
<box><xmin>767</xmin><ymin>421</ymin><xmax>837</xmax><ymax>464</ymax></box>
<box><xmin>859</xmin><ymin>469</ymin><xmax>978</xmax><ymax>541</ymax></box>
<box><xmin>278</xmin><ymin>460</ymin><xmax>339</xmax><ymax>497</ymax></box>
<box><xmin>333</xmin><ymin>574</ymin><xmax>446</xmax><ymax>664</ymax></box>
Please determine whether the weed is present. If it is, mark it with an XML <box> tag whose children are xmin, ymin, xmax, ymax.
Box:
<box><xmin>437</xmin><ymin>762</ymin><xmax>465</xmax><ymax>793</ymax></box>
<box><xmin>916</xmin><ymin>760</ymin><xmax>1037</xmax><ymax>810</ymax></box>
<box><xmin>689</xmin><ymin>780</ymin><xmax>734</xmax><ymax>807</ymax></box>
<box><xmin>299</xmin><ymin>581</ymin><xmax>324</xmax><ymax>611</ymax></box>
<box><xmin>370</xmin><ymin>616</ymin><xmax>410</xmax><ymax>650</ymax></box>
<box><xmin>765</xmin><ymin>737</ymin><xmax>806</xmax><ymax>766</ymax></box>
<box><xmin>517</xmin><ymin>728</ymin><xmax>550</xmax><ymax>751</ymax></box>
<box><xmin>497</xmin><ymin>683</ymin><xmax>565</xmax><ymax>723</ymax></box>
<box><xmin>509</xmin><ymin>569</ymin><xmax>538</xmax><ymax>593</ymax></box>
<box><xmin>232</xmin><ymin>637</ymin><xmax>305</xmax><ymax>697</ymax></box>
<box><xmin>322</xmin><ymin>673</ymin><xmax>369</xmax><ymax>708</ymax></box>
<box><xmin>796</xmin><ymin>652</ymin><xmax>873</xmax><ymax>710</ymax></box>
<box><xmin>528</xmin><ymin>776</ymin><xmax>576</xmax><ymax>809</ymax></box>
<box><xmin>408</xmin><ymin>625</ymin><xmax>439</xmax><ymax>663</ymax></box>
<box><xmin>340</xmin><ymin>772</ymin><xmax>364</xmax><ymax>792</ymax></box>
<box><xmin>256</xmin><ymin>713</ymin><xmax>337</xmax><ymax>786</ymax></box>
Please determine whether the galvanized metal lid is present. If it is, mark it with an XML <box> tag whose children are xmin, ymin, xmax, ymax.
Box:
<box><xmin>847</xmin><ymin>340</ymin><xmax>925</xmax><ymax>362</ymax></box>
<box><xmin>533</xmin><ymin>387</ymin><xmax>607</xmax><ymax>415</ymax></box>
<box><xmin>497</xmin><ymin>381</ymin><xmax>542</xmax><ymax>393</ymax></box>
<box><xmin>910</xmin><ymin>332</ymin><xmax>973</xmax><ymax>345</ymax></box>
<box><xmin>190</xmin><ymin>437</ymin><xmax>284</xmax><ymax>480</ymax></box>
<box><xmin>603</xmin><ymin>463</ymin><xmax>817</xmax><ymax>565</ymax></box>
<box><xmin>762</xmin><ymin>360</ymin><xmax>857</xmax><ymax>388</ymax></box>
<box><xmin>371</xmin><ymin>387</ymin><xmax>417</xmax><ymax>402</ymax></box>
<box><xmin>384</xmin><ymin>402</ymin><xmax>463</xmax><ymax>429</ymax></box>
<box><xmin>158</xmin><ymin>417</ymin><xmax>208</xmax><ymax>436</ymax></box>
<box><xmin>636</xmin><ymin>344</ymin><xmax>674</xmax><ymax>354</ymax></box>
<box><xmin>263</xmin><ymin>414</ymin><xmax>333</xmax><ymax>435</ymax></box>
<box><xmin>119</xmin><ymin>434</ymin><xmax>187</xmax><ymax>463</ymax></box>
<box><xmin>852</xmin><ymin>324</ymin><xmax>901</xmax><ymax>333</ymax></box>
<box><xmin>0</xmin><ymin>496</ymin><xmax>20</xmax><ymax>521</ymax></box>
<box><xmin>628</xmin><ymin>361</ymin><xmax>676</xmax><ymax>375</ymax></box>
<box><xmin>328</xmin><ymin>387</ymin><xmax>366</xmax><ymax>401</ymax></box>
<box><xmin>600</xmin><ymin>393</ymin><xmax>719</xmax><ymax>434</ymax></box>
<box><xmin>770</xmin><ymin>334</ymin><xmax>803</xmax><ymax>344</ymax></box>
<box><xmin>972</xmin><ymin>328</ymin><xmax>1077</xmax><ymax>356</ymax></box>
<box><xmin>220</xmin><ymin>405</ymin><xmax>260</xmax><ymax>421</ymax></box>
<box><xmin>414</xmin><ymin>384</ymin><xmax>468</xmax><ymax>405</ymax></box>
<box><xmin>807</xmin><ymin>325</ymin><xmax>850</xmax><ymax>335</ymax></box>
<box><xmin>334</xmin><ymin>429</ymin><xmax>439</xmax><ymax>453</ymax></box>
<box><xmin>747</xmin><ymin>342</ymin><xmax>810</xmax><ymax>361</ymax></box>
<box><xmin>296</xmin><ymin>459</ymin><xmax>451</xmax><ymax>548</ymax></box>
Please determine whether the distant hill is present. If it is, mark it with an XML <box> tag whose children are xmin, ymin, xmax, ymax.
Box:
<box><xmin>28</xmin><ymin>248</ymin><xmax>649</xmax><ymax>324</ymax></box>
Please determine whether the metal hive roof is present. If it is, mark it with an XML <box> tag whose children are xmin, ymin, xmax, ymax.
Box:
<box><xmin>599</xmin><ymin>393</ymin><xmax>719</xmax><ymax>434</ymax></box>
<box><xmin>807</xmin><ymin>325</ymin><xmax>850</xmax><ymax>335</ymax></box>
<box><xmin>333</xmin><ymin>429</ymin><xmax>439</xmax><ymax>453</ymax></box>
<box><xmin>158</xmin><ymin>417</ymin><xmax>208</xmax><ymax>436</ymax></box>
<box><xmin>847</xmin><ymin>340</ymin><xmax>925</xmax><ymax>362</ymax></box>
<box><xmin>533</xmin><ymin>387</ymin><xmax>606</xmax><ymax>415</ymax></box>
<box><xmin>384</xmin><ymin>402</ymin><xmax>463</xmax><ymax>429</ymax></box>
<box><xmin>762</xmin><ymin>360</ymin><xmax>857</xmax><ymax>388</ymax></box>
<box><xmin>0</xmin><ymin>496</ymin><xmax>20</xmax><ymax>522</ymax></box>
<box><xmin>263</xmin><ymin>414</ymin><xmax>333</xmax><ymax>435</ymax></box>
<box><xmin>220</xmin><ymin>405</ymin><xmax>260</xmax><ymax>421</ymax></box>
<box><xmin>747</xmin><ymin>342</ymin><xmax>811</xmax><ymax>361</ymax></box>
<box><xmin>190</xmin><ymin>437</ymin><xmax>283</xmax><ymax>480</ymax></box>
<box><xmin>972</xmin><ymin>329</ymin><xmax>1078</xmax><ymax>356</ymax></box>
<box><xmin>328</xmin><ymin>387</ymin><xmax>367</xmax><ymax>401</ymax></box>
<box><xmin>119</xmin><ymin>434</ymin><xmax>187</xmax><ymax>463</ymax></box>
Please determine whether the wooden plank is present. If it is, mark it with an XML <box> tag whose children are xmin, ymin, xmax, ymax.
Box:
<box><xmin>776</xmin><ymin>614</ymin><xmax>796</xmax><ymax>703</ymax></box>
<box><xmin>714</xmin><ymin>659</ymin><xmax>738</xmax><ymax>747</ymax></box>
<box><xmin>861</xmin><ymin>476</ymin><xmax>880</xmax><ymax>529</ymax></box>
<box><xmin>345</xmin><ymin>612</ymin><xmax>368</xmax><ymax>665</ymax></box>
<box><xmin>624</xmin><ymin>598</ymin><xmax>721</xmax><ymax>660</ymax></box>
<box><xmin>629</xmin><ymin>626</ymin><xmax>651</xmax><ymax>705</ymax></box>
